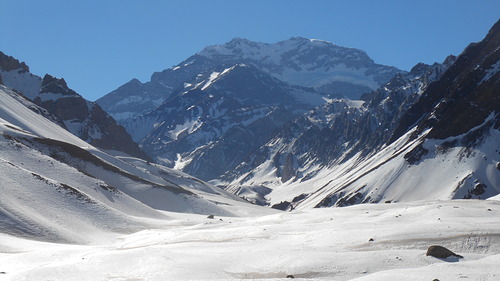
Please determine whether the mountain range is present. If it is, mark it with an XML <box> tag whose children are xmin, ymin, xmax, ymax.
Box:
<box><xmin>94</xmin><ymin>22</ymin><xmax>499</xmax><ymax>210</ymax></box>
<box><xmin>1</xmin><ymin>20</ymin><xmax>499</xmax><ymax>217</ymax></box>
<box><xmin>97</xmin><ymin>37</ymin><xmax>405</xmax><ymax>182</ymax></box>
<box><xmin>97</xmin><ymin>37</ymin><xmax>403</xmax><ymax>123</ymax></box>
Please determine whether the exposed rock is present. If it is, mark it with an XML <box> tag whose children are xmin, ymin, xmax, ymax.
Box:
<box><xmin>271</xmin><ymin>201</ymin><xmax>292</xmax><ymax>211</ymax></box>
<box><xmin>33</xmin><ymin>74</ymin><xmax>149</xmax><ymax>160</ymax></box>
<box><xmin>426</xmin><ymin>245</ymin><xmax>463</xmax><ymax>259</ymax></box>
<box><xmin>0</xmin><ymin>51</ymin><xmax>29</xmax><ymax>72</ymax></box>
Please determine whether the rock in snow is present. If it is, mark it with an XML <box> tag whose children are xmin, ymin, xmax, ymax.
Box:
<box><xmin>426</xmin><ymin>245</ymin><xmax>464</xmax><ymax>259</ymax></box>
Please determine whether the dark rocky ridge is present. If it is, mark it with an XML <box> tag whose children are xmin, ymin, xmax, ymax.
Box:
<box><xmin>0</xmin><ymin>54</ymin><xmax>149</xmax><ymax>160</ymax></box>
<box><xmin>35</xmin><ymin>75</ymin><xmax>149</xmax><ymax>160</ymax></box>
<box><xmin>391</xmin><ymin>19</ymin><xmax>500</xmax><ymax>143</ymax></box>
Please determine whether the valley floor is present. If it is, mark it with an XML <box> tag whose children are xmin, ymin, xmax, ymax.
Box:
<box><xmin>1</xmin><ymin>199</ymin><xmax>499</xmax><ymax>281</ymax></box>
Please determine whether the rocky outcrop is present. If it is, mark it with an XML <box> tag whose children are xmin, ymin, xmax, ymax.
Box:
<box><xmin>224</xmin><ymin>57</ymin><xmax>454</xmax><ymax>186</ymax></box>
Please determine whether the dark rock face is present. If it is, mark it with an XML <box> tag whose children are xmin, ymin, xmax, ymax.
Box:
<box><xmin>426</xmin><ymin>245</ymin><xmax>464</xmax><ymax>259</ymax></box>
<box><xmin>83</xmin><ymin>104</ymin><xmax>150</xmax><ymax>159</ymax></box>
<box><xmin>35</xmin><ymin>75</ymin><xmax>89</xmax><ymax>122</ymax></box>
<box><xmin>34</xmin><ymin>75</ymin><xmax>149</xmax><ymax>159</ymax></box>
<box><xmin>391</xmin><ymin>19</ymin><xmax>500</xmax><ymax>144</ymax></box>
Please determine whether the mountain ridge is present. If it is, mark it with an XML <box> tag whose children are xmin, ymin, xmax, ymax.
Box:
<box><xmin>0</xmin><ymin>52</ymin><xmax>148</xmax><ymax>159</ymax></box>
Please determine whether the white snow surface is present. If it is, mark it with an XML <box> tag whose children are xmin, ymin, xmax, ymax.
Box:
<box><xmin>0</xmin><ymin>200</ymin><xmax>499</xmax><ymax>280</ymax></box>
<box><xmin>0</xmin><ymin>68</ymin><xmax>42</xmax><ymax>100</ymax></box>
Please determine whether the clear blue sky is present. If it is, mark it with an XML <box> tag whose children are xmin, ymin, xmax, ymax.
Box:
<box><xmin>1</xmin><ymin>0</ymin><xmax>498</xmax><ymax>101</ymax></box>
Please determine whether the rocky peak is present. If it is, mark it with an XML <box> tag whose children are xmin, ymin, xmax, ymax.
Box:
<box><xmin>409</xmin><ymin>63</ymin><xmax>431</xmax><ymax>76</ymax></box>
<box><xmin>41</xmin><ymin>74</ymin><xmax>77</xmax><ymax>96</ymax></box>
<box><xmin>0</xmin><ymin>51</ymin><xmax>30</xmax><ymax>72</ymax></box>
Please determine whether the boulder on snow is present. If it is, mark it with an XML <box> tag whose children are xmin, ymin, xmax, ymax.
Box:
<box><xmin>426</xmin><ymin>245</ymin><xmax>463</xmax><ymax>259</ymax></box>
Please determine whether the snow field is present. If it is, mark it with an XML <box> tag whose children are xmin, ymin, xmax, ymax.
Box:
<box><xmin>0</xmin><ymin>199</ymin><xmax>499</xmax><ymax>280</ymax></box>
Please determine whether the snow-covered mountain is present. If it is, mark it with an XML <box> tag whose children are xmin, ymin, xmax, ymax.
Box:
<box><xmin>125</xmin><ymin>64</ymin><xmax>324</xmax><ymax>181</ymax></box>
<box><xmin>221</xmin><ymin>20</ymin><xmax>500</xmax><ymax>209</ymax></box>
<box><xmin>0</xmin><ymin>84</ymin><xmax>270</xmax><ymax>243</ymax></box>
<box><xmin>97</xmin><ymin>37</ymin><xmax>403</xmax><ymax>123</ymax></box>
<box><xmin>222</xmin><ymin>56</ymin><xmax>457</xmax><ymax>189</ymax></box>
<box><xmin>0</xmin><ymin>52</ymin><xmax>147</xmax><ymax>159</ymax></box>
<box><xmin>96</xmin><ymin>38</ymin><xmax>403</xmax><ymax>182</ymax></box>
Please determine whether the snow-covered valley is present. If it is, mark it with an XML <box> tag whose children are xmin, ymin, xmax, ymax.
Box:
<box><xmin>1</xmin><ymin>200</ymin><xmax>499</xmax><ymax>280</ymax></box>
<box><xmin>1</xmin><ymin>16</ymin><xmax>499</xmax><ymax>281</ymax></box>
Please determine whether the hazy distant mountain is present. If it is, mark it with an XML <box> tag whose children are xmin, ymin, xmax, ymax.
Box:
<box><xmin>97</xmin><ymin>37</ymin><xmax>403</xmax><ymax>123</ymax></box>
<box><xmin>0</xmin><ymin>52</ymin><xmax>148</xmax><ymax>159</ymax></box>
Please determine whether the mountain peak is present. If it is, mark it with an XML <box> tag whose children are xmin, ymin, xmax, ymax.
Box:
<box><xmin>0</xmin><ymin>51</ymin><xmax>30</xmax><ymax>73</ymax></box>
<box><xmin>41</xmin><ymin>74</ymin><xmax>76</xmax><ymax>96</ymax></box>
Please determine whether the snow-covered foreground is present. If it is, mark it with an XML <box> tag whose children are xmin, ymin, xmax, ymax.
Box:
<box><xmin>1</xmin><ymin>199</ymin><xmax>499</xmax><ymax>281</ymax></box>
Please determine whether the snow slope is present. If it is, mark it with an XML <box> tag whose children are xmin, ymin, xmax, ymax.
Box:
<box><xmin>0</xmin><ymin>85</ymin><xmax>272</xmax><ymax>243</ymax></box>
